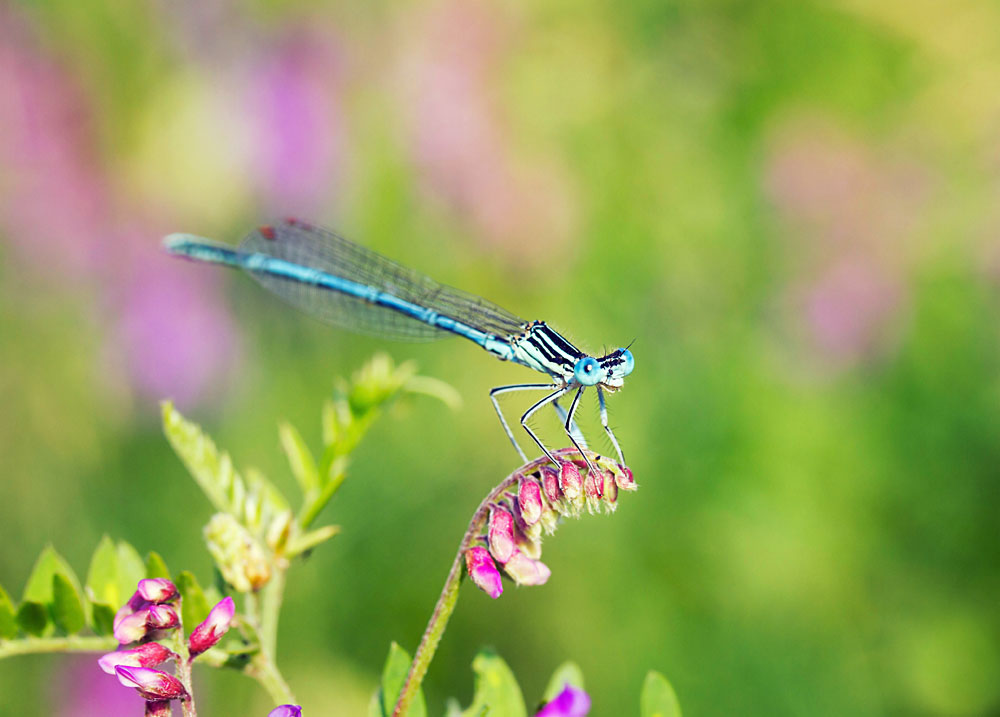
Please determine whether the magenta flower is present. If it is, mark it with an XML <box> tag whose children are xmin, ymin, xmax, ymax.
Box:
<box><xmin>246</xmin><ymin>28</ymin><xmax>344</xmax><ymax>217</ymax></box>
<box><xmin>535</xmin><ymin>685</ymin><xmax>591</xmax><ymax>716</ymax></box>
<box><xmin>465</xmin><ymin>546</ymin><xmax>503</xmax><ymax>599</ymax></box>
<box><xmin>113</xmin><ymin>609</ymin><xmax>152</xmax><ymax>645</ymax></box>
<box><xmin>487</xmin><ymin>507</ymin><xmax>517</xmax><ymax>564</ymax></box>
<box><xmin>146</xmin><ymin>604</ymin><xmax>180</xmax><ymax>631</ymax></box>
<box><xmin>135</xmin><ymin>579</ymin><xmax>178</xmax><ymax>604</ymax></box>
<box><xmin>558</xmin><ymin>463</ymin><xmax>583</xmax><ymax>500</ymax></box>
<box><xmin>518</xmin><ymin>478</ymin><xmax>544</xmax><ymax>526</ymax></box>
<box><xmin>188</xmin><ymin>596</ymin><xmax>235</xmax><ymax>658</ymax></box>
<box><xmin>268</xmin><ymin>706</ymin><xmax>303</xmax><ymax>717</ymax></box>
<box><xmin>400</xmin><ymin>0</ymin><xmax>576</xmax><ymax>261</ymax></box>
<box><xmin>98</xmin><ymin>643</ymin><xmax>173</xmax><ymax>675</ymax></box>
<box><xmin>114</xmin><ymin>666</ymin><xmax>188</xmax><ymax>702</ymax></box>
<box><xmin>540</xmin><ymin>466</ymin><xmax>562</xmax><ymax>503</ymax></box>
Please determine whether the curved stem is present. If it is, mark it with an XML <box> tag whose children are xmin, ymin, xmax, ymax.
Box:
<box><xmin>392</xmin><ymin>450</ymin><xmax>585</xmax><ymax>716</ymax></box>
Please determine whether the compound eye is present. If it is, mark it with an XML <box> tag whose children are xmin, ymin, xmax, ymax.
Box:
<box><xmin>619</xmin><ymin>348</ymin><xmax>635</xmax><ymax>376</ymax></box>
<box><xmin>573</xmin><ymin>356</ymin><xmax>601</xmax><ymax>386</ymax></box>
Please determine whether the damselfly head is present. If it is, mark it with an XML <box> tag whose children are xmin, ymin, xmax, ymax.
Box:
<box><xmin>598</xmin><ymin>347</ymin><xmax>634</xmax><ymax>390</ymax></box>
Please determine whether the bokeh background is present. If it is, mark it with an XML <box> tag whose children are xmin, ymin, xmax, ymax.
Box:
<box><xmin>2</xmin><ymin>0</ymin><xmax>1000</xmax><ymax>714</ymax></box>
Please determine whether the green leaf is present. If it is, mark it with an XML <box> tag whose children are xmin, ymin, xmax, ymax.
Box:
<box><xmin>404</xmin><ymin>375</ymin><xmax>463</xmax><ymax>411</ymax></box>
<box><xmin>23</xmin><ymin>546</ymin><xmax>74</xmax><ymax>604</ymax></box>
<box><xmin>542</xmin><ymin>661</ymin><xmax>585</xmax><ymax>702</ymax></box>
<box><xmin>162</xmin><ymin>400</ymin><xmax>244</xmax><ymax>515</ymax></box>
<box><xmin>22</xmin><ymin>546</ymin><xmax>87</xmax><ymax>635</ymax></box>
<box><xmin>116</xmin><ymin>542</ymin><xmax>146</xmax><ymax>605</ymax></box>
<box><xmin>0</xmin><ymin>584</ymin><xmax>18</xmax><ymax>639</ymax></box>
<box><xmin>86</xmin><ymin>536</ymin><xmax>121</xmax><ymax>609</ymax></box>
<box><xmin>279</xmin><ymin>422</ymin><xmax>319</xmax><ymax>495</ymax></box>
<box><xmin>462</xmin><ymin>650</ymin><xmax>526</xmax><ymax>717</ymax></box>
<box><xmin>369</xmin><ymin>642</ymin><xmax>426</xmax><ymax>717</ymax></box>
<box><xmin>51</xmin><ymin>574</ymin><xmax>86</xmax><ymax>634</ymax></box>
<box><xmin>640</xmin><ymin>670</ymin><xmax>682</xmax><ymax>717</ymax></box>
<box><xmin>175</xmin><ymin>571</ymin><xmax>211</xmax><ymax>629</ymax></box>
<box><xmin>285</xmin><ymin>525</ymin><xmax>340</xmax><ymax>559</ymax></box>
<box><xmin>16</xmin><ymin>602</ymin><xmax>49</xmax><ymax>636</ymax></box>
<box><xmin>91</xmin><ymin>603</ymin><xmax>115</xmax><ymax>636</ymax></box>
<box><xmin>145</xmin><ymin>552</ymin><xmax>171</xmax><ymax>579</ymax></box>
<box><xmin>321</xmin><ymin>400</ymin><xmax>339</xmax><ymax>446</ymax></box>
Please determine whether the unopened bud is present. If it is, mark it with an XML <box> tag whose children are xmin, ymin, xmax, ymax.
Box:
<box><xmin>188</xmin><ymin>597</ymin><xmax>235</xmax><ymax>658</ymax></box>
<box><xmin>268</xmin><ymin>706</ymin><xmax>303</xmax><ymax>717</ymax></box>
<box><xmin>559</xmin><ymin>462</ymin><xmax>583</xmax><ymax>500</ymax></box>
<box><xmin>136</xmin><ymin>579</ymin><xmax>178</xmax><ymax>604</ymax></box>
<box><xmin>616</xmin><ymin>464</ymin><xmax>636</xmax><ymax>491</ymax></box>
<box><xmin>99</xmin><ymin>643</ymin><xmax>173</xmax><ymax>675</ymax></box>
<box><xmin>146</xmin><ymin>604</ymin><xmax>180</xmax><ymax>631</ymax></box>
<box><xmin>487</xmin><ymin>507</ymin><xmax>516</xmax><ymax>564</ymax></box>
<box><xmin>540</xmin><ymin>466</ymin><xmax>562</xmax><ymax>503</ymax></box>
<box><xmin>517</xmin><ymin>478</ymin><xmax>544</xmax><ymax>526</ymax></box>
<box><xmin>114</xmin><ymin>666</ymin><xmax>188</xmax><ymax>702</ymax></box>
<box><xmin>204</xmin><ymin>513</ymin><xmax>272</xmax><ymax>592</ymax></box>
<box><xmin>465</xmin><ymin>546</ymin><xmax>503</xmax><ymax>599</ymax></box>
<box><xmin>114</xmin><ymin>609</ymin><xmax>151</xmax><ymax>645</ymax></box>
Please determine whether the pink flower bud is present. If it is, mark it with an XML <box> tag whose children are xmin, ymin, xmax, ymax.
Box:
<box><xmin>535</xmin><ymin>684</ymin><xmax>591</xmax><ymax>716</ymax></box>
<box><xmin>114</xmin><ymin>666</ymin><xmax>188</xmax><ymax>701</ymax></box>
<box><xmin>146</xmin><ymin>604</ymin><xmax>180</xmax><ymax>631</ymax></box>
<box><xmin>518</xmin><ymin>478</ymin><xmax>544</xmax><ymax>526</ymax></box>
<box><xmin>487</xmin><ymin>507</ymin><xmax>516</xmax><ymax>564</ymax></box>
<box><xmin>268</xmin><ymin>706</ymin><xmax>303</xmax><ymax>717</ymax></box>
<box><xmin>584</xmin><ymin>469</ymin><xmax>603</xmax><ymax>500</ymax></box>
<box><xmin>464</xmin><ymin>546</ymin><xmax>503</xmax><ymax>599</ymax></box>
<box><xmin>615</xmin><ymin>465</ymin><xmax>636</xmax><ymax>491</ymax></box>
<box><xmin>114</xmin><ymin>609</ymin><xmax>151</xmax><ymax>644</ymax></box>
<box><xmin>503</xmin><ymin>550</ymin><xmax>551</xmax><ymax>586</ymax></box>
<box><xmin>558</xmin><ymin>462</ymin><xmax>582</xmax><ymax>500</ymax></box>
<box><xmin>136</xmin><ymin>579</ymin><xmax>178</xmax><ymax>604</ymax></box>
<box><xmin>602</xmin><ymin>470</ymin><xmax>618</xmax><ymax>505</ymax></box>
<box><xmin>99</xmin><ymin>643</ymin><xmax>173</xmax><ymax>675</ymax></box>
<box><xmin>540</xmin><ymin>466</ymin><xmax>563</xmax><ymax>502</ymax></box>
<box><xmin>188</xmin><ymin>596</ymin><xmax>235</xmax><ymax>658</ymax></box>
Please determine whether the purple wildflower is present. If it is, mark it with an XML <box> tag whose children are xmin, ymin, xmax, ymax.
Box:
<box><xmin>268</xmin><ymin>706</ymin><xmax>303</xmax><ymax>717</ymax></box>
<box><xmin>487</xmin><ymin>507</ymin><xmax>517</xmax><ymax>564</ymax></box>
<box><xmin>536</xmin><ymin>685</ymin><xmax>591</xmax><ymax>716</ymax></box>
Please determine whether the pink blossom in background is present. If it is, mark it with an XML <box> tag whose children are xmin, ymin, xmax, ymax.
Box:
<box><xmin>247</xmin><ymin>27</ymin><xmax>345</xmax><ymax>217</ymax></box>
<box><xmin>106</xmin><ymin>230</ymin><xmax>242</xmax><ymax>408</ymax></box>
<box><xmin>399</xmin><ymin>0</ymin><xmax>575</xmax><ymax>262</ymax></box>
<box><xmin>0</xmin><ymin>10</ymin><xmax>243</xmax><ymax>410</ymax></box>
<box><xmin>795</xmin><ymin>257</ymin><xmax>903</xmax><ymax>363</ymax></box>
<box><xmin>763</xmin><ymin>118</ymin><xmax>931</xmax><ymax>369</ymax></box>
<box><xmin>0</xmin><ymin>15</ymin><xmax>106</xmax><ymax>279</ymax></box>
<box><xmin>53</xmin><ymin>657</ymin><xmax>147</xmax><ymax>717</ymax></box>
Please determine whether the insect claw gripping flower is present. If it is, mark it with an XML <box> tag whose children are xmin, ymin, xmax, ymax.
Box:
<box><xmin>464</xmin><ymin>449</ymin><xmax>636</xmax><ymax>598</ymax></box>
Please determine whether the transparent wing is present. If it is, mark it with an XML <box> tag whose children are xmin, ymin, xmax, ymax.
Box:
<box><xmin>239</xmin><ymin>219</ymin><xmax>527</xmax><ymax>342</ymax></box>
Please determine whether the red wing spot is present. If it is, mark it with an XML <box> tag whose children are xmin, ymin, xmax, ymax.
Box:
<box><xmin>283</xmin><ymin>216</ymin><xmax>311</xmax><ymax>229</ymax></box>
<box><xmin>259</xmin><ymin>225</ymin><xmax>276</xmax><ymax>240</ymax></box>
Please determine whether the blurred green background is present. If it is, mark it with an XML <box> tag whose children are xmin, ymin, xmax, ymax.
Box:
<box><xmin>2</xmin><ymin>0</ymin><xmax>1000</xmax><ymax>714</ymax></box>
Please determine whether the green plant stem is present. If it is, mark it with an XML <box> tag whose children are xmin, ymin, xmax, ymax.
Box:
<box><xmin>0</xmin><ymin>634</ymin><xmax>116</xmax><ymax>659</ymax></box>
<box><xmin>244</xmin><ymin>570</ymin><xmax>297</xmax><ymax>705</ymax></box>
<box><xmin>392</xmin><ymin>453</ymin><xmax>569</xmax><ymax>717</ymax></box>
